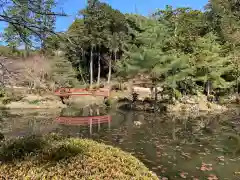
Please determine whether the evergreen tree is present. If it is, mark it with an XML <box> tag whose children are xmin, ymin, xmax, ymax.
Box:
<box><xmin>3</xmin><ymin>0</ymin><xmax>32</xmax><ymax>57</ymax></box>
<box><xmin>207</xmin><ymin>0</ymin><xmax>240</xmax><ymax>97</ymax></box>
<box><xmin>192</xmin><ymin>33</ymin><xmax>230</xmax><ymax>95</ymax></box>
<box><xmin>50</xmin><ymin>56</ymin><xmax>78</xmax><ymax>87</ymax></box>
<box><xmin>34</xmin><ymin>0</ymin><xmax>56</xmax><ymax>49</ymax></box>
<box><xmin>1</xmin><ymin>0</ymin><xmax>64</xmax><ymax>45</ymax></box>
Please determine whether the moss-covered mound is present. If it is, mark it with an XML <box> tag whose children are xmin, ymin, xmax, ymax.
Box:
<box><xmin>0</xmin><ymin>134</ymin><xmax>158</xmax><ymax>179</ymax></box>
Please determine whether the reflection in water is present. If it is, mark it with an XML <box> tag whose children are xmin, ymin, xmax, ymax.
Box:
<box><xmin>1</xmin><ymin>108</ymin><xmax>240</xmax><ymax>179</ymax></box>
<box><xmin>56</xmin><ymin>115</ymin><xmax>111</xmax><ymax>135</ymax></box>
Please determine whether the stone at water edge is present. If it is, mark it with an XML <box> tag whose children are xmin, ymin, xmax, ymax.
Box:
<box><xmin>0</xmin><ymin>133</ymin><xmax>4</xmax><ymax>141</ymax></box>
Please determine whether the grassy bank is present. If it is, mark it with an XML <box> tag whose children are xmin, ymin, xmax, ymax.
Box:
<box><xmin>0</xmin><ymin>134</ymin><xmax>158</xmax><ymax>179</ymax></box>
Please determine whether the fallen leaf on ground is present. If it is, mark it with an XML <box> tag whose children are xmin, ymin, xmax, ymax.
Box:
<box><xmin>200</xmin><ymin>163</ymin><xmax>213</xmax><ymax>171</ymax></box>
<box><xmin>179</xmin><ymin>172</ymin><xmax>188</xmax><ymax>178</ymax></box>
<box><xmin>161</xmin><ymin>177</ymin><xmax>168</xmax><ymax>180</ymax></box>
<box><xmin>207</xmin><ymin>174</ymin><xmax>218</xmax><ymax>180</ymax></box>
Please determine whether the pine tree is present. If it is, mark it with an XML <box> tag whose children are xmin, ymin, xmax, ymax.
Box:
<box><xmin>207</xmin><ymin>0</ymin><xmax>240</xmax><ymax>97</ymax></box>
<box><xmin>3</xmin><ymin>0</ymin><xmax>32</xmax><ymax>57</ymax></box>
<box><xmin>192</xmin><ymin>33</ymin><xmax>230</xmax><ymax>95</ymax></box>
<box><xmin>123</xmin><ymin>19</ymin><xmax>194</xmax><ymax>104</ymax></box>
<box><xmin>50</xmin><ymin>56</ymin><xmax>78</xmax><ymax>87</ymax></box>
<box><xmin>34</xmin><ymin>0</ymin><xmax>56</xmax><ymax>49</ymax></box>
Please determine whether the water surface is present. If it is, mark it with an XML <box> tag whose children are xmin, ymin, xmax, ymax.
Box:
<box><xmin>1</xmin><ymin>108</ymin><xmax>240</xmax><ymax>179</ymax></box>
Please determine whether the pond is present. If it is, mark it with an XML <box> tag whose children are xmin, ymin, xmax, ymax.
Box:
<box><xmin>1</xmin><ymin>107</ymin><xmax>240</xmax><ymax>179</ymax></box>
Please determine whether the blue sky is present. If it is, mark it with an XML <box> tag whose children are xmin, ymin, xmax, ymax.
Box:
<box><xmin>55</xmin><ymin>0</ymin><xmax>208</xmax><ymax>32</ymax></box>
<box><xmin>0</xmin><ymin>0</ymin><xmax>208</xmax><ymax>44</ymax></box>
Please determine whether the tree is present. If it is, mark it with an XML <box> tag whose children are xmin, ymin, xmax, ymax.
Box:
<box><xmin>50</xmin><ymin>56</ymin><xmax>78</xmax><ymax>88</ymax></box>
<box><xmin>192</xmin><ymin>33</ymin><xmax>229</xmax><ymax>95</ymax></box>
<box><xmin>154</xmin><ymin>6</ymin><xmax>208</xmax><ymax>54</ymax></box>
<box><xmin>66</xmin><ymin>0</ymin><xmax>129</xmax><ymax>87</ymax></box>
<box><xmin>106</xmin><ymin>7</ymin><xmax>128</xmax><ymax>84</ymax></box>
<box><xmin>206</xmin><ymin>0</ymin><xmax>240</xmax><ymax>97</ymax></box>
<box><xmin>81</xmin><ymin>0</ymin><xmax>100</xmax><ymax>88</ymax></box>
<box><xmin>122</xmin><ymin>19</ymin><xmax>187</xmax><ymax>105</ymax></box>
<box><xmin>3</xmin><ymin>0</ymin><xmax>32</xmax><ymax>57</ymax></box>
<box><xmin>34</xmin><ymin>0</ymin><xmax>56</xmax><ymax>49</ymax></box>
<box><xmin>0</xmin><ymin>0</ymin><xmax>65</xmax><ymax>46</ymax></box>
<box><xmin>66</xmin><ymin>19</ymin><xmax>88</xmax><ymax>84</ymax></box>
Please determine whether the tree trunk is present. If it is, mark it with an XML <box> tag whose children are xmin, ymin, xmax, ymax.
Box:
<box><xmin>236</xmin><ymin>63</ymin><xmax>239</xmax><ymax>94</ymax></box>
<box><xmin>206</xmin><ymin>81</ymin><xmax>210</xmax><ymax>96</ymax></box>
<box><xmin>24</xmin><ymin>44</ymin><xmax>29</xmax><ymax>58</ymax></box>
<box><xmin>97</xmin><ymin>51</ymin><xmax>101</xmax><ymax>87</ymax></box>
<box><xmin>154</xmin><ymin>85</ymin><xmax>158</xmax><ymax>112</ymax></box>
<box><xmin>79</xmin><ymin>68</ymin><xmax>86</xmax><ymax>85</ymax></box>
<box><xmin>236</xmin><ymin>63</ymin><xmax>239</xmax><ymax>103</ymax></box>
<box><xmin>107</xmin><ymin>51</ymin><xmax>113</xmax><ymax>84</ymax></box>
<box><xmin>80</xmin><ymin>49</ymin><xmax>86</xmax><ymax>84</ymax></box>
<box><xmin>90</xmin><ymin>45</ymin><xmax>93</xmax><ymax>89</ymax></box>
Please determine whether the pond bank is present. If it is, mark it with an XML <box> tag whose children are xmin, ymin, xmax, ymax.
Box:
<box><xmin>0</xmin><ymin>89</ymin><xmax>236</xmax><ymax>115</ymax></box>
<box><xmin>112</xmin><ymin>91</ymin><xmax>231</xmax><ymax>114</ymax></box>
<box><xmin>0</xmin><ymin>93</ymin><xmax>106</xmax><ymax>109</ymax></box>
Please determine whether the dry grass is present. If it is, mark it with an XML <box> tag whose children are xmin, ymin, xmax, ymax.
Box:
<box><xmin>0</xmin><ymin>55</ymin><xmax>50</xmax><ymax>89</ymax></box>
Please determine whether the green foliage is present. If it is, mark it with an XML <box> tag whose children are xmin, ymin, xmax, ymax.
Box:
<box><xmin>28</xmin><ymin>100</ymin><xmax>41</xmax><ymax>105</ymax></box>
<box><xmin>1</xmin><ymin>0</ymin><xmax>238</xmax><ymax>100</ymax></box>
<box><xmin>3</xmin><ymin>1</ymin><xmax>32</xmax><ymax>53</ymax></box>
<box><xmin>35</xmin><ymin>0</ymin><xmax>57</xmax><ymax>49</ymax></box>
<box><xmin>0</xmin><ymin>134</ymin><xmax>158</xmax><ymax>179</ymax></box>
<box><xmin>192</xmin><ymin>33</ymin><xmax>230</xmax><ymax>89</ymax></box>
<box><xmin>1</xmin><ymin>0</ymin><xmax>60</xmax><ymax>52</ymax></box>
<box><xmin>57</xmin><ymin>0</ymin><xmax>130</xmax><ymax>85</ymax></box>
<box><xmin>115</xmin><ymin>4</ymin><xmax>239</xmax><ymax>98</ymax></box>
<box><xmin>49</xmin><ymin>56</ymin><xmax>79</xmax><ymax>87</ymax></box>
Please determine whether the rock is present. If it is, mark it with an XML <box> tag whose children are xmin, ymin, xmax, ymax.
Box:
<box><xmin>167</xmin><ymin>96</ymin><xmax>228</xmax><ymax>114</ymax></box>
<box><xmin>186</xmin><ymin>99</ymin><xmax>196</xmax><ymax>104</ymax></box>
<box><xmin>198</xmin><ymin>100</ymin><xmax>209</xmax><ymax>111</ymax></box>
<box><xmin>208</xmin><ymin>103</ymin><xmax>227</xmax><ymax>112</ymax></box>
<box><xmin>180</xmin><ymin>96</ymin><xmax>198</xmax><ymax>104</ymax></box>
<box><xmin>0</xmin><ymin>133</ymin><xmax>4</xmax><ymax>141</ymax></box>
<box><xmin>134</xmin><ymin>121</ymin><xmax>142</xmax><ymax>126</ymax></box>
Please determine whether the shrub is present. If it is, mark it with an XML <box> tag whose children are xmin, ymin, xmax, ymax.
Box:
<box><xmin>0</xmin><ymin>134</ymin><xmax>158</xmax><ymax>179</ymax></box>
<box><xmin>2</xmin><ymin>98</ymin><xmax>12</xmax><ymax>105</ymax></box>
<box><xmin>28</xmin><ymin>99</ymin><xmax>41</xmax><ymax>105</ymax></box>
<box><xmin>0</xmin><ymin>88</ymin><xmax>5</xmax><ymax>98</ymax></box>
<box><xmin>1</xmin><ymin>89</ymin><xmax>24</xmax><ymax>105</ymax></box>
<box><xmin>111</xmin><ymin>82</ymin><xmax>127</xmax><ymax>91</ymax></box>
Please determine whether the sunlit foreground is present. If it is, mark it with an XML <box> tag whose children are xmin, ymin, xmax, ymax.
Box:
<box><xmin>0</xmin><ymin>134</ymin><xmax>158</xmax><ymax>179</ymax></box>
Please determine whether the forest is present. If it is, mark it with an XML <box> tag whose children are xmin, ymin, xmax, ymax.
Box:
<box><xmin>1</xmin><ymin>0</ymin><xmax>240</xmax><ymax>102</ymax></box>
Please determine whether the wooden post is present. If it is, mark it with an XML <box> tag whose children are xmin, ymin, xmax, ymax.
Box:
<box><xmin>108</xmin><ymin>116</ymin><xmax>111</xmax><ymax>130</ymax></box>
<box><xmin>89</xmin><ymin>118</ymin><xmax>92</xmax><ymax>135</ymax></box>
<box><xmin>97</xmin><ymin>108</ymin><xmax>100</xmax><ymax>131</ymax></box>
<box><xmin>89</xmin><ymin>109</ymin><xmax>93</xmax><ymax>135</ymax></box>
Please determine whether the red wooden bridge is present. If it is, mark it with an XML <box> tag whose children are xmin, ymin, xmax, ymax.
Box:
<box><xmin>54</xmin><ymin>88</ymin><xmax>110</xmax><ymax>97</ymax></box>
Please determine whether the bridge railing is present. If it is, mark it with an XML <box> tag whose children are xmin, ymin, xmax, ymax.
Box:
<box><xmin>54</xmin><ymin>88</ymin><xmax>110</xmax><ymax>97</ymax></box>
<box><xmin>56</xmin><ymin>115</ymin><xmax>111</xmax><ymax>126</ymax></box>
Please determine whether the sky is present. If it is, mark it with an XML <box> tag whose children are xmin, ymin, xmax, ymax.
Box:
<box><xmin>0</xmin><ymin>0</ymin><xmax>208</xmax><ymax>45</ymax></box>
<box><xmin>55</xmin><ymin>0</ymin><xmax>209</xmax><ymax>32</ymax></box>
